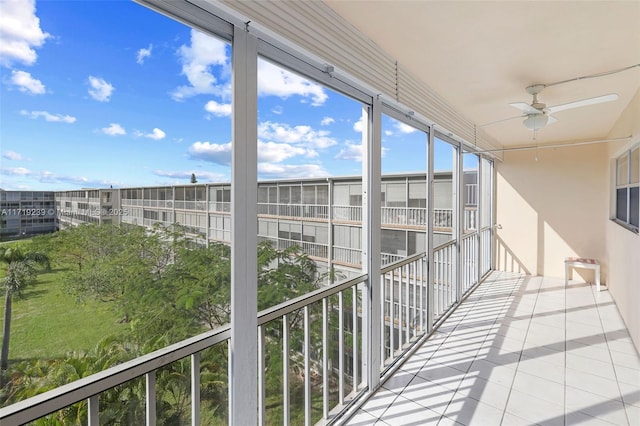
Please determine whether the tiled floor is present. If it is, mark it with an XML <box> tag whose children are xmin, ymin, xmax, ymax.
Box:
<box><xmin>347</xmin><ymin>271</ymin><xmax>640</xmax><ymax>425</ymax></box>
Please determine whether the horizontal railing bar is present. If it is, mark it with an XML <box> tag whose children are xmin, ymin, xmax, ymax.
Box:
<box><xmin>380</xmin><ymin>251</ymin><xmax>426</xmax><ymax>274</ymax></box>
<box><xmin>258</xmin><ymin>273</ymin><xmax>367</xmax><ymax>325</ymax></box>
<box><xmin>0</xmin><ymin>325</ymin><xmax>231</xmax><ymax>425</ymax></box>
<box><xmin>433</xmin><ymin>239</ymin><xmax>457</xmax><ymax>252</ymax></box>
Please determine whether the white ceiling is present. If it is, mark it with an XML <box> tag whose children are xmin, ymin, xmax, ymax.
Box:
<box><xmin>325</xmin><ymin>1</ymin><xmax>640</xmax><ymax>148</ymax></box>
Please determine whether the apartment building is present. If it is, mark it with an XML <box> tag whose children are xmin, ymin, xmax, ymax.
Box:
<box><xmin>0</xmin><ymin>190</ymin><xmax>56</xmax><ymax>240</ymax></box>
<box><xmin>54</xmin><ymin>171</ymin><xmax>481</xmax><ymax>279</ymax></box>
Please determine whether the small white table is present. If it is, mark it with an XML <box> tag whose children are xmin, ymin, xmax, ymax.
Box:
<box><xmin>565</xmin><ymin>257</ymin><xmax>602</xmax><ymax>292</ymax></box>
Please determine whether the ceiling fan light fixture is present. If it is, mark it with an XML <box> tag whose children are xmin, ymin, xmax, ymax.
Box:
<box><xmin>523</xmin><ymin>114</ymin><xmax>549</xmax><ymax>131</ymax></box>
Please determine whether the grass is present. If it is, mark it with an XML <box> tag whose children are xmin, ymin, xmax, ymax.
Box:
<box><xmin>0</xmin><ymin>266</ymin><xmax>125</xmax><ymax>362</ymax></box>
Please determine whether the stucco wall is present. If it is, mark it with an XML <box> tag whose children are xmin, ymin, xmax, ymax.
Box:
<box><xmin>495</xmin><ymin>142</ymin><xmax>609</xmax><ymax>279</ymax></box>
<box><xmin>495</xmin><ymin>88</ymin><xmax>639</xmax><ymax>352</ymax></box>
<box><xmin>605</xmin><ymin>88</ymin><xmax>640</xmax><ymax>352</ymax></box>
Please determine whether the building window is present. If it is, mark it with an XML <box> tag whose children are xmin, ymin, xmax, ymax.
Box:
<box><xmin>615</xmin><ymin>144</ymin><xmax>639</xmax><ymax>231</ymax></box>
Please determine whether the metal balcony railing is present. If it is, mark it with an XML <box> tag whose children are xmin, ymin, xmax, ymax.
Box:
<box><xmin>0</xmin><ymin>238</ymin><xmax>490</xmax><ymax>425</ymax></box>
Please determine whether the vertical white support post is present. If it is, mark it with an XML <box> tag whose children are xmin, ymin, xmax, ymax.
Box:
<box><xmin>146</xmin><ymin>371</ymin><xmax>156</xmax><ymax>426</ymax></box>
<box><xmin>389</xmin><ymin>271</ymin><xmax>395</xmax><ymax>357</ymax></box>
<box><xmin>426</xmin><ymin>128</ymin><xmax>435</xmax><ymax>331</ymax></box>
<box><xmin>328</xmin><ymin>178</ymin><xmax>334</xmax><ymax>278</ymax></box>
<box><xmin>191</xmin><ymin>353</ymin><xmax>200</xmax><ymax>426</ymax></box>
<box><xmin>477</xmin><ymin>158</ymin><xmax>482</xmax><ymax>284</ymax></box>
<box><xmin>405</xmin><ymin>264</ymin><xmax>410</xmax><ymax>343</ymax></box>
<box><xmin>88</xmin><ymin>395</ymin><xmax>99</xmax><ymax>426</ymax></box>
<box><xmin>283</xmin><ymin>315</ymin><xmax>290</xmax><ymax>426</ymax></box>
<box><xmin>362</xmin><ymin>98</ymin><xmax>382</xmax><ymax>390</ymax></box>
<box><xmin>230</xmin><ymin>24</ymin><xmax>258</xmax><ymax>426</ymax></box>
<box><xmin>455</xmin><ymin>146</ymin><xmax>463</xmax><ymax>302</ymax></box>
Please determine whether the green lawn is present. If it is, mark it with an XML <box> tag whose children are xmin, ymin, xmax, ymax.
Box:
<box><xmin>1</xmin><ymin>267</ymin><xmax>124</xmax><ymax>362</ymax></box>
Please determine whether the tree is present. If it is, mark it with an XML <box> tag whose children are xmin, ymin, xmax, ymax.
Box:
<box><xmin>0</xmin><ymin>245</ymin><xmax>51</xmax><ymax>379</ymax></box>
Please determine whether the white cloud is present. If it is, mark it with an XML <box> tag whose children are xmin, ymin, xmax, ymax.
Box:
<box><xmin>0</xmin><ymin>0</ymin><xmax>49</xmax><ymax>67</ymax></box>
<box><xmin>153</xmin><ymin>169</ymin><xmax>225</xmax><ymax>183</ymax></box>
<box><xmin>188</xmin><ymin>141</ymin><xmax>232</xmax><ymax>165</ymax></box>
<box><xmin>384</xmin><ymin>130</ymin><xmax>394</xmax><ymax>136</ymax></box>
<box><xmin>335</xmin><ymin>142</ymin><xmax>387</xmax><ymax>162</ymax></box>
<box><xmin>136</xmin><ymin>128</ymin><xmax>166</xmax><ymax>140</ymax></box>
<box><xmin>102</xmin><ymin>123</ymin><xmax>126</xmax><ymax>136</ymax></box>
<box><xmin>171</xmin><ymin>30</ymin><xmax>229</xmax><ymax>101</ymax></box>
<box><xmin>2</xmin><ymin>151</ymin><xmax>23</xmax><ymax>160</ymax></box>
<box><xmin>204</xmin><ymin>100</ymin><xmax>231</xmax><ymax>117</ymax></box>
<box><xmin>1</xmin><ymin>166</ymin><xmax>31</xmax><ymax>176</ymax></box>
<box><xmin>20</xmin><ymin>109</ymin><xmax>76</xmax><ymax>123</ymax></box>
<box><xmin>0</xmin><ymin>165</ymin><xmax>117</xmax><ymax>188</ymax></box>
<box><xmin>321</xmin><ymin>117</ymin><xmax>335</xmax><ymax>126</ymax></box>
<box><xmin>353</xmin><ymin>117</ymin><xmax>364</xmax><ymax>133</ymax></box>
<box><xmin>258</xmin><ymin>121</ymin><xmax>337</xmax><ymax>149</ymax></box>
<box><xmin>88</xmin><ymin>76</ymin><xmax>114</xmax><ymax>102</ymax></box>
<box><xmin>395</xmin><ymin>121</ymin><xmax>417</xmax><ymax>134</ymax></box>
<box><xmin>136</xmin><ymin>44</ymin><xmax>152</xmax><ymax>64</ymax></box>
<box><xmin>258</xmin><ymin>141</ymin><xmax>315</xmax><ymax>163</ymax></box>
<box><xmin>258</xmin><ymin>163</ymin><xmax>329</xmax><ymax>179</ymax></box>
<box><xmin>258</xmin><ymin>60</ymin><xmax>327</xmax><ymax>106</ymax></box>
<box><xmin>188</xmin><ymin>139</ymin><xmax>316</xmax><ymax>166</ymax></box>
<box><xmin>10</xmin><ymin>70</ymin><xmax>45</xmax><ymax>94</ymax></box>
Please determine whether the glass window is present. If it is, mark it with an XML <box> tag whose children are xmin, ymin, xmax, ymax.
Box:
<box><xmin>614</xmin><ymin>145</ymin><xmax>639</xmax><ymax>230</ymax></box>
<box><xmin>617</xmin><ymin>152</ymin><xmax>629</xmax><ymax>185</ymax></box>
<box><xmin>630</xmin><ymin>187</ymin><xmax>639</xmax><ymax>227</ymax></box>
<box><xmin>616</xmin><ymin>189</ymin><xmax>628</xmax><ymax>222</ymax></box>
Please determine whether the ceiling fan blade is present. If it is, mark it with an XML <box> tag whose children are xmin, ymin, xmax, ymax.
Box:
<box><xmin>547</xmin><ymin>93</ymin><xmax>619</xmax><ymax>114</ymax></box>
<box><xmin>547</xmin><ymin>115</ymin><xmax>558</xmax><ymax>125</ymax></box>
<box><xmin>509</xmin><ymin>102</ymin><xmax>541</xmax><ymax>115</ymax></box>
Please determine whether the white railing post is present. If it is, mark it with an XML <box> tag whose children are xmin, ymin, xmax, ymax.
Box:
<box><xmin>304</xmin><ymin>307</ymin><xmax>311</xmax><ymax>426</ymax></box>
<box><xmin>283</xmin><ymin>314</ymin><xmax>290</xmax><ymax>426</ymax></box>
<box><xmin>338</xmin><ymin>291</ymin><xmax>345</xmax><ymax>405</ymax></box>
<box><xmin>230</xmin><ymin>24</ymin><xmax>258</xmax><ymax>426</ymax></box>
<box><xmin>88</xmin><ymin>395</ymin><xmax>99</xmax><ymax>426</ymax></box>
<box><xmin>190</xmin><ymin>353</ymin><xmax>200</xmax><ymax>426</ymax></box>
<box><xmin>146</xmin><ymin>371</ymin><xmax>156</xmax><ymax>426</ymax></box>
<box><xmin>258</xmin><ymin>325</ymin><xmax>265</xmax><ymax>426</ymax></box>
<box><xmin>362</xmin><ymin>98</ymin><xmax>382</xmax><ymax>391</ymax></box>
<box><xmin>322</xmin><ymin>298</ymin><xmax>329</xmax><ymax>419</ymax></box>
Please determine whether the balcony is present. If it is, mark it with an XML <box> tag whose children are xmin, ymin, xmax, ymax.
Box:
<box><xmin>3</xmin><ymin>254</ymin><xmax>637</xmax><ymax>425</ymax></box>
<box><xmin>349</xmin><ymin>272</ymin><xmax>639</xmax><ymax>425</ymax></box>
<box><xmin>0</xmin><ymin>238</ymin><xmax>491</xmax><ymax>425</ymax></box>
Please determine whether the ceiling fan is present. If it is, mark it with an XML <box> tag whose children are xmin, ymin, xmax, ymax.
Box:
<box><xmin>509</xmin><ymin>84</ymin><xmax>618</xmax><ymax>131</ymax></box>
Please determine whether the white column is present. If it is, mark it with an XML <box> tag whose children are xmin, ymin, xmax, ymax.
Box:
<box><xmin>426</xmin><ymin>128</ymin><xmax>435</xmax><ymax>332</ymax></box>
<box><xmin>230</xmin><ymin>25</ymin><xmax>258</xmax><ymax>426</ymax></box>
<box><xmin>455</xmin><ymin>147</ymin><xmax>463</xmax><ymax>300</ymax></box>
<box><xmin>362</xmin><ymin>98</ymin><xmax>382</xmax><ymax>390</ymax></box>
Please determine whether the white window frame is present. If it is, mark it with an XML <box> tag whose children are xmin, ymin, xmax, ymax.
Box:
<box><xmin>613</xmin><ymin>142</ymin><xmax>640</xmax><ymax>234</ymax></box>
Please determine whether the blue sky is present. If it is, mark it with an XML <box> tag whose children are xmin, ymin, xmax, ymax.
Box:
<box><xmin>0</xmin><ymin>0</ymin><xmax>458</xmax><ymax>191</ymax></box>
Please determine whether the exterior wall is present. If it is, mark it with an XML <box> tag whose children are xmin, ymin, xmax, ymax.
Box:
<box><xmin>605</xmin><ymin>88</ymin><xmax>640</xmax><ymax>352</ymax></box>
<box><xmin>496</xmin><ymin>88</ymin><xmax>640</xmax><ymax>352</ymax></box>
<box><xmin>56</xmin><ymin>189</ymin><xmax>119</xmax><ymax>228</ymax></box>
<box><xmin>496</xmin><ymin>143</ymin><xmax>609</xmax><ymax>278</ymax></box>
<box><xmin>49</xmin><ymin>173</ymin><xmax>477</xmax><ymax>279</ymax></box>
